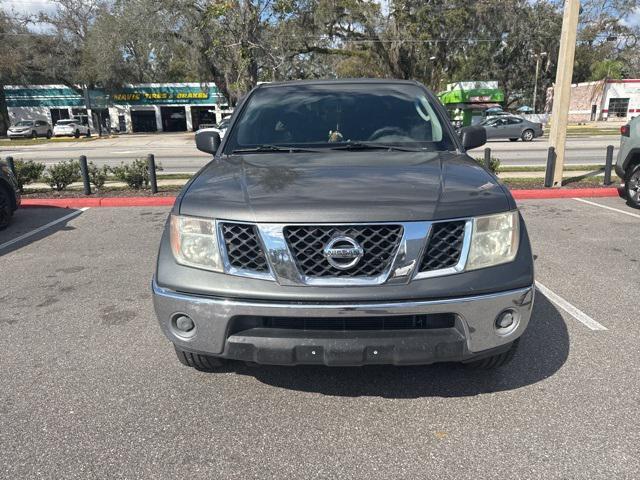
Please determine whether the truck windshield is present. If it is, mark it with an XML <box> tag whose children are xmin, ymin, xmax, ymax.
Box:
<box><xmin>225</xmin><ymin>83</ymin><xmax>456</xmax><ymax>153</ymax></box>
<box><xmin>14</xmin><ymin>121</ymin><xmax>34</xmax><ymax>127</ymax></box>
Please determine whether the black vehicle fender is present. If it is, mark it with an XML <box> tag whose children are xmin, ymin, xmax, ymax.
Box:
<box><xmin>0</xmin><ymin>177</ymin><xmax>17</xmax><ymax>210</ymax></box>
<box><xmin>620</xmin><ymin>148</ymin><xmax>640</xmax><ymax>179</ymax></box>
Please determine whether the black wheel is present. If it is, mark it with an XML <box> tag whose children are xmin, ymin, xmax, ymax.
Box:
<box><xmin>173</xmin><ymin>345</ymin><xmax>225</xmax><ymax>372</ymax></box>
<box><xmin>464</xmin><ymin>339</ymin><xmax>520</xmax><ymax>369</ymax></box>
<box><xmin>521</xmin><ymin>129</ymin><xmax>534</xmax><ymax>142</ymax></box>
<box><xmin>74</xmin><ymin>129</ymin><xmax>80</xmax><ymax>138</ymax></box>
<box><xmin>86</xmin><ymin>130</ymin><xmax>91</xmax><ymax>138</ymax></box>
<box><xmin>509</xmin><ymin>138</ymin><xmax>518</xmax><ymax>142</ymax></box>
<box><xmin>625</xmin><ymin>163</ymin><xmax>640</xmax><ymax>209</ymax></box>
<box><xmin>31</xmin><ymin>130</ymin><xmax>37</xmax><ymax>139</ymax></box>
<box><xmin>46</xmin><ymin>130</ymin><xmax>52</xmax><ymax>139</ymax></box>
<box><xmin>0</xmin><ymin>186</ymin><xmax>13</xmax><ymax>231</ymax></box>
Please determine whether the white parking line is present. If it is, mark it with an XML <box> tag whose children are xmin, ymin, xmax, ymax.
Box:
<box><xmin>535</xmin><ymin>281</ymin><xmax>607</xmax><ymax>331</ymax></box>
<box><xmin>573</xmin><ymin>198</ymin><xmax>640</xmax><ymax>219</ymax></box>
<box><xmin>0</xmin><ymin>207</ymin><xmax>90</xmax><ymax>252</ymax></box>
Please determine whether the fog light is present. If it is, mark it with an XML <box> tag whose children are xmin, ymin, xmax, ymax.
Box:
<box><xmin>175</xmin><ymin>315</ymin><xmax>194</xmax><ymax>332</ymax></box>
<box><xmin>496</xmin><ymin>311</ymin><xmax>514</xmax><ymax>329</ymax></box>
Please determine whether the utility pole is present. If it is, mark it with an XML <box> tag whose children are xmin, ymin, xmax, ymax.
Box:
<box><xmin>547</xmin><ymin>0</ymin><xmax>581</xmax><ymax>187</ymax></box>
<box><xmin>532</xmin><ymin>52</ymin><xmax>547</xmax><ymax>113</ymax></box>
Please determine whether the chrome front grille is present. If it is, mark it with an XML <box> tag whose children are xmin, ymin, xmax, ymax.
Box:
<box><xmin>221</xmin><ymin>223</ymin><xmax>269</xmax><ymax>272</ymax></box>
<box><xmin>419</xmin><ymin>221</ymin><xmax>466</xmax><ymax>272</ymax></box>
<box><xmin>216</xmin><ymin>218</ymin><xmax>472</xmax><ymax>285</ymax></box>
<box><xmin>283</xmin><ymin>225</ymin><xmax>403</xmax><ymax>277</ymax></box>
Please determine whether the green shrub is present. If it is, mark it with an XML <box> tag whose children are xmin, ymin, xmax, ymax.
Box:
<box><xmin>111</xmin><ymin>158</ymin><xmax>150</xmax><ymax>189</ymax></box>
<box><xmin>87</xmin><ymin>162</ymin><xmax>110</xmax><ymax>189</ymax></box>
<box><xmin>13</xmin><ymin>160</ymin><xmax>46</xmax><ymax>192</ymax></box>
<box><xmin>45</xmin><ymin>160</ymin><xmax>81</xmax><ymax>191</ymax></box>
<box><xmin>474</xmin><ymin>156</ymin><xmax>501</xmax><ymax>174</ymax></box>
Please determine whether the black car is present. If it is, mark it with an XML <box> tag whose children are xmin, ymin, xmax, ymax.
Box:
<box><xmin>152</xmin><ymin>79</ymin><xmax>534</xmax><ymax>371</ymax></box>
<box><xmin>0</xmin><ymin>160</ymin><xmax>20</xmax><ymax>230</ymax></box>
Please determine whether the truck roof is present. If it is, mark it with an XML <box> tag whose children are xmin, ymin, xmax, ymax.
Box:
<box><xmin>257</xmin><ymin>78</ymin><xmax>422</xmax><ymax>89</ymax></box>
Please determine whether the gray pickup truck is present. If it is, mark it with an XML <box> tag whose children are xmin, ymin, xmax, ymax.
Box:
<box><xmin>153</xmin><ymin>79</ymin><xmax>534</xmax><ymax>371</ymax></box>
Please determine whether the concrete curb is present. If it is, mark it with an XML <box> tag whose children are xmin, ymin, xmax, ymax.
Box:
<box><xmin>20</xmin><ymin>187</ymin><xmax>619</xmax><ymax>209</ymax></box>
<box><xmin>510</xmin><ymin>187</ymin><xmax>619</xmax><ymax>200</ymax></box>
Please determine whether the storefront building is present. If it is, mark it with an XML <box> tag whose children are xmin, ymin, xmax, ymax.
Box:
<box><xmin>546</xmin><ymin>79</ymin><xmax>640</xmax><ymax>123</ymax></box>
<box><xmin>4</xmin><ymin>83</ymin><xmax>232</xmax><ymax>133</ymax></box>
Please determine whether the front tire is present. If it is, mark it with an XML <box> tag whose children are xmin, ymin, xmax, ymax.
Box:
<box><xmin>464</xmin><ymin>339</ymin><xmax>520</xmax><ymax>369</ymax></box>
<box><xmin>174</xmin><ymin>345</ymin><xmax>225</xmax><ymax>372</ymax></box>
<box><xmin>521</xmin><ymin>129</ymin><xmax>535</xmax><ymax>142</ymax></box>
<box><xmin>625</xmin><ymin>163</ymin><xmax>640</xmax><ymax>209</ymax></box>
<box><xmin>74</xmin><ymin>129</ymin><xmax>80</xmax><ymax>138</ymax></box>
<box><xmin>46</xmin><ymin>130</ymin><xmax>52</xmax><ymax>139</ymax></box>
<box><xmin>0</xmin><ymin>186</ymin><xmax>13</xmax><ymax>231</ymax></box>
<box><xmin>31</xmin><ymin>130</ymin><xmax>37</xmax><ymax>139</ymax></box>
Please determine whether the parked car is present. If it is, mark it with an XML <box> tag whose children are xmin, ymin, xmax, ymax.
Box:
<box><xmin>53</xmin><ymin>117</ymin><xmax>92</xmax><ymax>138</ymax></box>
<box><xmin>195</xmin><ymin>118</ymin><xmax>230</xmax><ymax>140</ymax></box>
<box><xmin>615</xmin><ymin>116</ymin><xmax>640</xmax><ymax>208</ymax></box>
<box><xmin>7</xmin><ymin>119</ymin><xmax>52</xmax><ymax>139</ymax></box>
<box><xmin>480</xmin><ymin>115</ymin><xmax>543</xmax><ymax>142</ymax></box>
<box><xmin>153</xmin><ymin>79</ymin><xmax>534</xmax><ymax>372</ymax></box>
<box><xmin>216</xmin><ymin>118</ymin><xmax>230</xmax><ymax>137</ymax></box>
<box><xmin>0</xmin><ymin>160</ymin><xmax>21</xmax><ymax>230</ymax></box>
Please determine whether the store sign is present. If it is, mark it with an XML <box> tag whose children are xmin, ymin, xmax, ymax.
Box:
<box><xmin>112</xmin><ymin>91</ymin><xmax>209</xmax><ymax>102</ymax></box>
<box><xmin>469</xmin><ymin>95</ymin><xmax>492</xmax><ymax>102</ymax></box>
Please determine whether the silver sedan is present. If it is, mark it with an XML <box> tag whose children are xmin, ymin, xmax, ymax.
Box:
<box><xmin>480</xmin><ymin>116</ymin><xmax>544</xmax><ymax>142</ymax></box>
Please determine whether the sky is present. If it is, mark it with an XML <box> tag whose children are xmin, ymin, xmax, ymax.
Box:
<box><xmin>1</xmin><ymin>0</ymin><xmax>57</xmax><ymax>16</ymax></box>
<box><xmin>621</xmin><ymin>6</ymin><xmax>640</xmax><ymax>28</ymax></box>
<box><xmin>2</xmin><ymin>0</ymin><xmax>638</xmax><ymax>27</ymax></box>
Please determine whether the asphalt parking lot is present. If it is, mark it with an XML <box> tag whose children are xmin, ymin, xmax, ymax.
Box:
<box><xmin>1</xmin><ymin>197</ymin><xmax>638</xmax><ymax>479</ymax></box>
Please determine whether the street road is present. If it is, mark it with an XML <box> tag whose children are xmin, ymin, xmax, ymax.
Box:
<box><xmin>0</xmin><ymin>197</ymin><xmax>638</xmax><ymax>478</ymax></box>
<box><xmin>0</xmin><ymin>133</ymin><xmax>620</xmax><ymax>173</ymax></box>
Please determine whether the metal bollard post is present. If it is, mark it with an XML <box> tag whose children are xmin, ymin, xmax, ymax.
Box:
<box><xmin>79</xmin><ymin>155</ymin><xmax>91</xmax><ymax>195</ymax></box>
<box><xmin>544</xmin><ymin>147</ymin><xmax>556</xmax><ymax>188</ymax></box>
<box><xmin>484</xmin><ymin>147</ymin><xmax>491</xmax><ymax>170</ymax></box>
<box><xmin>5</xmin><ymin>156</ymin><xmax>15</xmax><ymax>177</ymax></box>
<box><xmin>147</xmin><ymin>153</ymin><xmax>158</xmax><ymax>194</ymax></box>
<box><xmin>603</xmin><ymin>145</ymin><xmax>614</xmax><ymax>185</ymax></box>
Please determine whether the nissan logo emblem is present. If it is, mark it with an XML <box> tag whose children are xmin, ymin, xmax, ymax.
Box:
<box><xmin>323</xmin><ymin>236</ymin><xmax>364</xmax><ymax>270</ymax></box>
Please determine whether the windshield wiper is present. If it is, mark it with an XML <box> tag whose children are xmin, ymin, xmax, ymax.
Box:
<box><xmin>230</xmin><ymin>144</ymin><xmax>320</xmax><ymax>154</ymax></box>
<box><xmin>328</xmin><ymin>142</ymin><xmax>421</xmax><ymax>152</ymax></box>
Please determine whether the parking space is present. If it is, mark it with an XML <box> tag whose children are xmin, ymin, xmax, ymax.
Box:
<box><xmin>0</xmin><ymin>207</ymin><xmax>88</xmax><ymax>255</ymax></box>
<box><xmin>0</xmin><ymin>201</ymin><xmax>638</xmax><ymax>478</ymax></box>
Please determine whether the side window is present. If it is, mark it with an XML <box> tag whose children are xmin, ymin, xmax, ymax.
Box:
<box><xmin>36</xmin><ymin>120</ymin><xmax>44</xmax><ymax>126</ymax></box>
<box><xmin>508</xmin><ymin>118</ymin><xmax>523</xmax><ymax>125</ymax></box>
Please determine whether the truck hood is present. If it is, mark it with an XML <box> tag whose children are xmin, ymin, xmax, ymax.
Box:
<box><xmin>179</xmin><ymin>151</ymin><xmax>512</xmax><ymax>223</ymax></box>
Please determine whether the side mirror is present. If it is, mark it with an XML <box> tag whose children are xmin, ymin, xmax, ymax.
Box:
<box><xmin>459</xmin><ymin>125</ymin><xmax>487</xmax><ymax>150</ymax></box>
<box><xmin>195</xmin><ymin>130</ymin><xmax>221</xmax><ymax>155</ymax></box>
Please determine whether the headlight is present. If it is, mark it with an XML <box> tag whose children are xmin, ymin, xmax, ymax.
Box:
<box><xmin>169</xmin><ymin>214</ymin><xmax>222</xmax><ymax>271</ymax></box>
<box><xmin>466</xmin><ymin>211</ymin><xmax>519</xmax><ymax>270</ymax></box>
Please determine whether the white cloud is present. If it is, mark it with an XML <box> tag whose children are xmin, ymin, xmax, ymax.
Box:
<box><xmin>1</xmin><ymin>0</ymin><xmax>57</xmax><ymax>16</ymax></box>
<box><xmin>621</xmin><ymin>6</ymin><xmax>640</xmax><ymax>27</ymax></box>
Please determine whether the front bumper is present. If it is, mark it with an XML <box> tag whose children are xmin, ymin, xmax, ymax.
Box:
<box><xmin>7</xmin><ymin>131</ymin><xmax>32</xmax><ymax>138</ymax></box>
<box><xmin>53</xmin><ymin>129</ymin><xmax>75</xmax><ymax>136</ymax></box>
<box><xmin>152</xmin><ymin>278</ymin><xmax>534</xmax><ymax>366</ymax></box>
